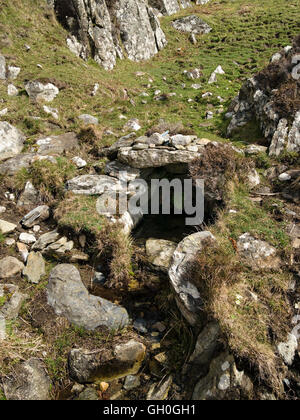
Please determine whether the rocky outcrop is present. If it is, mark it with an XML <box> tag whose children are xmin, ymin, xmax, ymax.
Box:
<box><xmin>227</xmin><ymin>39</ymin><xmax>300</xmax><ymax>156</ymax></box>
<box><xmin>54</xmin><ymin>0</ymin><xmax>168</xmax><ymax>70</ymax></box>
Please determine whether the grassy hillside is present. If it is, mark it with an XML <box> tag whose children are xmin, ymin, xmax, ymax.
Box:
<box><xmin>0</xmin><ymin>0</ymin><xmax>299</xmax><ymax>146</ymax></box>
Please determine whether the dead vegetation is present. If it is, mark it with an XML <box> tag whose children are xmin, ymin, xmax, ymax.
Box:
<box><xmin>189</xmin><ymin>241</ymin><xmax>291</xmax><ymax>395</ymax></box>
<box><xmin>55</xmin><ymin>194</ymin><xmax>134</xmax><ymax>290</ymax></box>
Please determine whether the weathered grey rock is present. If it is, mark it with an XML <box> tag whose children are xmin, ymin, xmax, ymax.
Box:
<box><xmin>19</xmin><ymin>232</ymin><xmax>36</xmax><ymax>245</ymax></box>
<box><xmin>0</xmin><ymin>257</ymin><xmax>24</xmax><ymax>279</ymax></box>
<box><xmin>35</xmin><ymin>132</ymin><xmax>78</xmax><ymax>155</ymax></box>
<box><xmin>68</xmin><ymin>339</ymin><xmax>146</xmax><ymax>383</ymax></box>
<box><xmin>66</xmin><ymin>174</ymin><xmax>120</xmax><ymax>195</ymax></box>
<box><xmin>172</xmin><ymin>15</ymin><xmax>212</xmax><ymax>34</ymax></box>
<box><xmin>193</xmin><ymin>353</ymin><xmax>253</xmax><ymax>400</ymax></box>
<box><xmin>7</xmin><ymin>83</ymin><xmax>19</xmax><ymax>96</ymax></box>
<box><xmin>208</xmin><ymin>65</ymin><xmax>225</xmax><ymax>84</ymax></box>
<box><xmin>72</xmin><ymin>156</ymin><xmax>87</xmax><ymax>168</ymax></box>
<box><xmin>227</xmin><ymin>47</ymin><xmax>300</xmax><ymax>156</ymax></box>
<box><xmin>170</xmin><ymin>134</ymin><xmax>196</xmax><ymax>147</ymax></box>
<box><xmin>77</xmin><ymin>388</ymin><xmax>98</xmax><ymax>400</ymax></box>
<box><xmin>21</xmin><ymin>205</ymin><xmax>50</xmax><ymax>228</ymax></box>
<box><xmin>43</xmin><ymin>105</ymin><xmax>59</xmax><ymax>120</ymax></box>
<box><xmin>187</xmin><ymin>322</ymin><xmax>221</xmax><ymax>370</ymax></box>
<box><xmin>244</xmin><ymin>144</ymin><xmax>268</xmax><ymax>156</ymax></box>
<box><xmin>23</xmin><ymin>252</ymin><xmax>46</xmax><ymax>284</ymax></box>
<box><xmin>7</xmin><ymin>66</ymin><xmax>21</xmax><ymax>80</ymax></box>
<box><xmin>118</xmin><ymin>147</ymin><xmax>201</xmax><ymax>168</ymax></box>
<box><xmin>0</xmin><ymin>219</ymin><xmax>17</xmax><ymax>234</ymax></box>
<box><xmin>148</xmin><ymin>0</ymin><xmax>180</xmax><ymax>15</ymax></box>
<box><xmin>147</xmin><ymin>375</ymin><xmax>173</xmax><ymax>400</ymax></box>
<box><xmin>3</xmin><ymin>358</ymin><xmax>51</xmax><ymax>400</ymax></box>
<box><xmin>237</xmin><ymin>233</ymin><xmax>281</xmax><ymax>271</ymax></box>
<box><xmin>54</xmin><ymin>0</ymin><xmax>167</xmax><ymax>70</ymax></box>
<box><xmin>0</xmin><ymin>316</ymin><xmax>5</xmax><ymax>341</ymax></box>
<box><xmin>47</xmin><ymin>264</ymin><xmax>129</xmax><ymax>331</ymax></box>
<box><xmin>0</xmin><ymin>153</ymin><xmax>36</xmax><ymax>176</ymax></box>
<box><xmin>105</xmin><ymin>160</ymin><xmax>141</xmax><ymax>181</ymax></box>
<box><xmin>32</xmin><ymin>230</ymin><xmax>60</xmax><ymax>251</ymax></box>
<box><xmin>124</xmin><ymin>375</ymin><xmax>141</xmax><ymax>390</ymax></box>
<box><xmin>277</xmin><ymin>333</ymin><xmax>298</xmax><ymax>366</ymax></box>
<box><xmin>146</xmin><ymin>238</ymin><xmax>177</xmax><ymax>272</ymax></box>
<box><xmin>0</xmin><ymin>54</ymin><xmax>6</xmax><ymax>79</ymax></box>
<box><xmin>78</xmin><ymin>114</ymin><xmax>99</xmax><ymax>125</ymax></box>
<box><xmin>169</xmin><ymin>232</ymin><xmax>216</xmax><ymax>325</ymax></box>
<box><xmin>0</xmin><ymin>121</ymin><xmax>25</xmax><ymax>162</ymax></box>
<box><xmin>247</xmin><ymin>168</ymin><xmax>260</xmax><ymax>189</ymax></box>
<box><xmin>0</xmin><ymin>284</ymin><xmax>26</xmax><ymax>319</ymax></box>
<box><xmin>25</xmin><ymin>80</ymin><xmax>59</xmax><ymax>102</ymax></box>
<box><xmin>17</xmin><ymin>181</ymin><xmax>39</xmax><ymax>208</ymax></box>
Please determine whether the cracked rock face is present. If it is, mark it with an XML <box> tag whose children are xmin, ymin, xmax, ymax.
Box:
<box><xmin>54</xmin><ymin>0</ymin><xmax>167</xmax><ymax>70</ymax></box>
<box><xmin>0</xmin><ymin>122</ymin><xmax>25</xmax><ymax>162</ymax></box>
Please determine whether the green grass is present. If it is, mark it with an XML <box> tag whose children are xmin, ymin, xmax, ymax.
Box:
<box><xmin>220</xmin><ymin>184</ymin><xmax>290</xmax><ymax>249</ymax></box>
<box><xmin>0</xmin><ymin>0</ymin><xmax>299</xmax><ymax>146</ymax></box>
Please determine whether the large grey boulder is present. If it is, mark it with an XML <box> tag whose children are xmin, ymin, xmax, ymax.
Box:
<box><xmin>0</xmin><ymin>122</ymin><xmax>25</xmax><ymax>162</ymax></box>
<box><xmin>54</xmin><ymin>0</ymin><xmax>167</xmax><ymax>70</ymax></box>
<box><xmin>168</xmin><ymin>232</ymin><xmax>216</xmax><ymax>325</ymax></box>
<box><xmin>47</xmin><ymin>264</ymin><xmax>129</xmax><ymax>331</ymax></box>
<box><xmin>3</xmin><ymin>358</ymin><xmax>51</xmax><ymax>400</ymax></box>
<box><xmin>68</xmin><ymin>339</ymin><xmax>146</xmax><ymax>383</ymax></box>
<box><xmin>172</xmin><ymin>15</ymin><xmax>212</xmax><ymax>34</ymax></box>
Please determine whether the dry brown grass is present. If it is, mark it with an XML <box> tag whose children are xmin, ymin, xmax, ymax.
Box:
<box><xmin>189</xmin><ymin>242</ymin><xmax>291</xmax><ymax>395</ymax></box>
<box><xmin>189</xmin><ymin>142</ymin><xmax>253</xmax><ymax>203</ymax></box>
